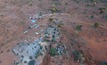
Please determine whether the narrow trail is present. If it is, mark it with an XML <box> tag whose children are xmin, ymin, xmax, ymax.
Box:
<box><xmin>44</xmin><ymin>13</ymin><xmax>107</xmax><ymax>29</ymax></box>
<box><xmin>78</xmin><ymin>21</ymin><xmax>107</xmax><ymax>29</ymax></box>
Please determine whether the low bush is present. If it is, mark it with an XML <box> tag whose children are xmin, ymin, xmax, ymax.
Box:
<box><xmin>50</xmin><ymin>48</ymin><xmax>56</xmax><ymax>56</ymax></box>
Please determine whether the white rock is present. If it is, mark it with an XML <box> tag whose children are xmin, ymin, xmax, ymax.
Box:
<box><xmin>35</xmin><ymin>32</ymin><xmax>39</xmax><ymax>35</ymax></box>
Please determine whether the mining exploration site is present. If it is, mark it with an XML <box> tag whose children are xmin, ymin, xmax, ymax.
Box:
<box><xmin>0</xmin><ymin>0</ymin><xmax>107</xmax><ymax>65</ymax></box>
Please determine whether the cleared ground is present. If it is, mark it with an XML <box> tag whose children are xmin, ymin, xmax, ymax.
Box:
<box><xmin>0</xmin><ymin>0</ymin><xmax>107</xmax><ymax>65</ymax></box>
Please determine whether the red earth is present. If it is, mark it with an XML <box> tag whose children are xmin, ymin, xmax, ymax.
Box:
<box><xmin>0</xmin><ymin>0</ymin><xmax>107</xmax><ymax>65</ymax></box>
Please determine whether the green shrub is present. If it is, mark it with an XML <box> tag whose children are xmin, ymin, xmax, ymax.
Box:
<box><xmin>50</xmin><ymin>48</ymin><xmax>56</xmax><ymax>56</ymax></box>
<box><xmin>99</xmin><ymin>8</ymin><xmax>106</xmax><ymax>14</ymax></box>
<box><xmin>90</xmin><ymin>15</ymin><xmax>94</xmax><ymax>19</ymax></box>
<box><xmin>49</xmin><ymin>18</ymin><xmax>53</xmax><ymax>22</ymax></box>
<box><xmin>72</xmin><ymin>50</ymin><xmax>79</xmax><ymax>61</ymax></box>
<box><xmin>99</xmin><ymin>61</ymin><xmax>107</xmax><ymax>65</ymax></box>
<box><xmin>50</xmin><ymin>7</ymin><xmax>57</xmax><ymax>13</ymax></box>
<box><xmin>76</xmin><ymin>25</ymin><xmax>82</xmax><ymax>31</ymax></box>
<box><xmin>57</xmin><ymin>24</ymin><xmax>63</xmax><ymax>28</ymax></box>
<box><xmin>94</xmin><ymin>22</ymin><xmax>99</xmax><ymax>28</ymax></box>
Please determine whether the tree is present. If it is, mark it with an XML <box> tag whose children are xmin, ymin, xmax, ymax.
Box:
<box><xmin>99</xmin><ymin>61</ymin><xmax>107</xmax><ymax>65</ymax></box>
<box><xmin>57</xmin><ymin>24</ymin><xmax>63</xmax><ymax>28</ymax></box>
<box><xmin>94</xmin><ymin>22</ymin><xmax>99</xmax><ymax>28</ymax></box>
<box><xmin>99</xmin><ymin>8</ymin><xmax>106</xmax><ymax>14</ymax></box>
<box><xmin>50</xmin><ymin>7</ymin><xmax>57</xmax><ymax>13</ymax></box>
<box><xmin>72</xmin><ymin>50</ymin><xmax>79</xmax><ymax>61</ymax></box>
<box><xmin>49</xmin><ymin>18</ymin><xmax>53</xmax><ymax>22</ymax></box>
<box><xmin>50</xmin><ymin>48</ymin><xmax>56</xmax><ymax>56</ymax></box>
<box><xmin>76</xmin><ymin>25</ymin><xmax>82</xmax><ymax>31</ymax></box>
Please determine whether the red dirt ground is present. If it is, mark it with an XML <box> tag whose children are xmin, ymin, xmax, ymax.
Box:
<box><xmin>0</xmin><ymin>0</ymin><xmax>107</xmax><ymax>65</ymax></box>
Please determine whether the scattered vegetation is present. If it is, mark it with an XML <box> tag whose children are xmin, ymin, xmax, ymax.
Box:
<box><xmin>21</xmin><ymin>21</ymin><xmax>25</xmax><ymax>25</ymax></box>
<box><xmin>94</xmin><ymin>22</ymin><xmax>99</xmax><ymax>28</ymax></box>
<box><xmin>52</xmin><ymin>37</ymin><xmax>56</xmax><ymax>42</ymax></box>
<box><xmin>72</xmin><ymin>50</ymin><xmax>85</xmax><ymax>63</ymax></box>
<box><xmin>57</xmin><ymin>24</ymin><xmax>63</xmax><ymax>28</ymax></box>
<box><xmin>103</xmin><ymin>14</ymin><xmax>107</xmax><ymax>18</ymax></box>
<box><xmin>29</xmin><ymin>56</ymin><xmax>33</xmax><ymax>59</ymax></box>
<box><xmin>49</xmin><ymin>18</ymin><xmax>54</xmax><ymax>22</ymax></box>
<box><xmin>50</xmin><ymin>7</ymin><xmax>57</xmax><ymax>13</ymax></box>
<box><xmin>72</xmin><ymin>50</ymin><xmax>80</xmax><ymax>61</ymax></box>
<box><xmin>90</xmin><ymin>15</ymin><xmax>94</xmax><ymax>19</ymax></box>
<box><xmin>29</xmin><ymin>3</ymin><xmax>33</xmax><ymax>6</ymax></box>
<box><xmin>24</xmin><ymin>0</ymin><xmax>33</xmax><ymax>5</ymax></box>
<box><xmin>99</xmin><ymin>8</ymin><xmax>106</xmax><ymax>14</ymax></box>
<box><xmin>35</xmin><ymin>46</ymin><xmax>43</xmax><ymax>58</ymax></box>
<box><xmin>0</xmin><ymin>13</ymin><xmax>3</xmax><ymax>17</ymax></box>
<box><xmin>76</xmin><ymin>25</ymin><xmax>82</xmax><ymax>31</ymax></box>
<box><xmin>89</xmin><ymin>0</ymin><xmax>96</xmax><ymax>3</ymax></box>
<box><xmin>99</xmin><ymin>61</ymin><xmax>107</xmax><ymax>65</ymax></box>
<box><xmin>28</xmin><ymin>60</ymin><xmax>35</xmax><ymax>65</ymax></box>
<box><xmin>50</xmin><ymin>48</ymin><xmax>56</xmax><ymax>56</ymax></box>
<box><xmin>65</xmin><ymin>2</ymin><xmax>68</xmax><ymax>6</ymax></box>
